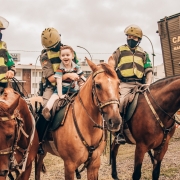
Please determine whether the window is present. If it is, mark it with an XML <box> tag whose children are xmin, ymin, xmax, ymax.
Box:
<box><xmin>15</xmin><ymin>71</ymin><xmax>21</xmax><ymax>77</ymax></box>
<box><xmin>32</xmin><ymin>72</ymin><xmax>37</xmax><ymax>77</ymax></box>
<box><xmin>32</xmin><ymin>83</ymin><xmax>37</xmax><ymax>88</ymax></box>
<box><xmin>39</xmin><ymin>72</ymin><xmax>42</xmax><ymax>77</ymax></box>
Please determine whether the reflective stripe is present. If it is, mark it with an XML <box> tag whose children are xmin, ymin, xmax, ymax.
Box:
<box><xmin>0</xmin><ymin>41</ymin><xmax>6</xmax><ymax>49</ymax></box>
<box><xmin>0</xmin><ymin>53</ymin><xmax>7</xmax><ymax>82</ymax></box>
<box><xmin>47</xmin><ymin>51</ymin><xmax>59</xmax><ymax>59</ymax></box>
<box><xmin>47</xmin><ymin>50</ymin><xmax>61</xmax><ymax>86</ymax></box>
<box><xmin>52</xmin><ymin>63</ymin><xmax>60</xmax><ymax>72</ymax></box>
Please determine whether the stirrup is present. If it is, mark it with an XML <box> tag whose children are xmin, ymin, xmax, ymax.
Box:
<box><xmin>115</xmin><ymin>133</ymin><xmax>126</xmax><ymax>145</ymax></box>
<box><xmin>38</xmin><ymin>144</ymin><xmax>44</xmax><ymax>155</ymax></box>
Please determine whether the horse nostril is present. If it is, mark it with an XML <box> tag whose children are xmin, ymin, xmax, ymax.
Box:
<box><xmin>0</xmin><ymin>170</ymin><xmax>9</xmax><ymax>176</ymax></box>
<box><xmin>108</xmin><ymin>119</ymin><xmax>114</xmax><ymax>127</ymax></box>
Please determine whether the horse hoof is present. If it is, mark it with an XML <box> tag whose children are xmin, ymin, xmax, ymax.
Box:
<box><xmin>112</xmin><ymin>173</ymin><xmax>119</xmax><ymax>180</ymax></box>
<box><xmin>42</xmin><ymin>164</ymin><xmax>47</xmax><ymax>173</ymax></box>
<box><xmin>76</xmin><ymin>174</ymin><xmax>81</xmax><ymax>179</ymax></box>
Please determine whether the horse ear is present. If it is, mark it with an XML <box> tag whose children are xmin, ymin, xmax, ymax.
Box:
<box><xmin>108</xmin><ymin>56</ymin><xmax>115</xmax><ymax>68</ymax></box>
<box><xmin>85</xmin><ymin>57</ymin><xmax>97</xmax><ymax>72</ymax></box>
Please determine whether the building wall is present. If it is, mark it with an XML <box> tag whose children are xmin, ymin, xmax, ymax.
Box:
<box><xmin>16</xmin><ymin>60</ymin><xmax>168</xmax><ymax>96</ymax></box>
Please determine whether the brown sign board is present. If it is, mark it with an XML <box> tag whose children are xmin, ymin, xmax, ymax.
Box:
<box><xmin>157</xmin><ymin>13</ymin><xmax>180</xmax><ymax>77</ymax></box>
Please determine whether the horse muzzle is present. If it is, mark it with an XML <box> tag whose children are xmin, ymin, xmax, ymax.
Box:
<box><xmin>105</xmin><ymin>115</ymin><xmax>122</xmax><ymax>132</ymax></box>
<box><xmin>0</xmin><ymin>170</ymin><xmax>8</xmax><ymax>177</ymax></box>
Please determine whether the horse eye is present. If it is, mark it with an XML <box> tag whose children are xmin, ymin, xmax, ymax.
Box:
<box><xmin>95</xmin><ymin>83</ymin><xmax>101</xmax><ymax>89</ymax></box>
<box><xmin>6</xmin><ymin>134</ymin><xmax>13</xmax><ymax>140</ymax></box>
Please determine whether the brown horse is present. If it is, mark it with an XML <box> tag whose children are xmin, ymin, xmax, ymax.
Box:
<box><xmin>110</xmin><ymin>76</ymin><xmax>180</xmax><ymax>180</ymax></box>
<box><xmin>0</xmin><ymin>88</ymin><xmax>39</xmax><ymax>180</ymax></box>
<box><xmin>35</xmin><ymin>59</ymin><xmax>122</xmax><ymax>180</ymax></box>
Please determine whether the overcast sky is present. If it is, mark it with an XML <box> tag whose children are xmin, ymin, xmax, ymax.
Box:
<box><xmin>1</xmin><ymin>0</ymin><xmax>180</xmax><ymax>66</ymax></box>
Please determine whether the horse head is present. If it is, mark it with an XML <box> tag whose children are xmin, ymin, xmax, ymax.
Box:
<box><xmin>0</xmin><ymin>88</ymin><xmax>21</xmax><ymax>178</ymax></box>
<box><xmin>0</xmin><ymin>88</ymin><xmax>37</xmax><ymax>179</ymax></box>
<box><xmin>85</xmin><ymin>58</ymin><xmax>122</xmax><ymax>132</ymax></box>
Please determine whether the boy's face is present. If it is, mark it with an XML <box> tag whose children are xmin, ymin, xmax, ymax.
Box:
<box><xmin>60</xmin><ymin>49</ymin><xmax>74</xmax><ymax>66</ymax></box>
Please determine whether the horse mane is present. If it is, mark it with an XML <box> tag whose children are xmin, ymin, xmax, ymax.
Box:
<box><xmin>150</xmin><ymin>75</ymin><xmax>180</xmax><ymax>90</ymax></box>
<box><xmin>98</xmin><ymin>63</ymin><xmax>117</xmax><ymax>78</ymax></box>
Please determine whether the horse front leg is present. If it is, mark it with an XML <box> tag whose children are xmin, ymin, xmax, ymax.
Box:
<box><xmin>35</xmin><ymin>154</ymin><xmax>46</xmax><ymax>180</ymax></box>
<box><xmin>132</xmin><ymin>144</ymin><xmax>146</xmax><ymax>180</ymax></box>
<box><xmin>111</xmin><ymin>140</ymin><xmax>120</xmax><ymax>180</ymax></box>
<box><xmin>86</xmin><ymin>156</ymin><xmax>101</xmax><ymax>180</ymax></box>
<box><xmin>18</xmin><ymin>163</ymin><xmax>32</xmax><ymax>180</ymax></box>
<box><xmin>152</xmin><ymin>142</ymin><xmax>169</xmax><ymax>180</ymax></box>
<box><xmin>64</xmin><ymin>161</ymin><xmax>76</xmax><ymax>180</ymax></box>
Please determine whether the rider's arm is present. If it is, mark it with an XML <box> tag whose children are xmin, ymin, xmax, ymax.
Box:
<box><xmin>5</xmin><ymin>47</ymin><xmax>16</xmax><ymax>78</ymax></box>
<box><xmin>108</xmin><ymin>48</ymin><xmax>120</xmax><ymax>69</ymax></box>
<box><xmin>144</xmin><ymin>52</ymin><xmax>153</xmax><ymax>84</ymax></box>
<box><xmin>56</xmin><ymin>77</ymin><xmax>63</xmax><ymax>97</ymax></box>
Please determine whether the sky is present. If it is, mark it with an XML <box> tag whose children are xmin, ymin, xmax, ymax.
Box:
<box><xmin>1</xmin><ymin>0</ymin><xmax>180</xmax><ymax>67</ymax></box>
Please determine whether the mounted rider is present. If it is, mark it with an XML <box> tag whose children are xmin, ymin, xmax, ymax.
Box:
<box><xmin>0</xmin><ymin>16</ymin><xmax>16</xmax><ymax>94</ymax></box>
<box><xmin>36</xmin><ymin>27</ymin><xmax>79</xmax><ymax>155</ymax></box>
<box><xmin>108</xmin><ymin>24</ymin><xmax>153</xmax><ymax>144</ymax></box>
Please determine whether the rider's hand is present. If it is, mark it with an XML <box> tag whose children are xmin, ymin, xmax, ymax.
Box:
<box><xmin>59</xmin><ymin>94</ymin><xmax>66</xmax><ymax>99</ymax></box>
<box><xmin>68</xmin><ymin>73</ymin><xmax>79</xmax><ymax>81</ymax></box>
<box><xmin>5</xmin><ymin>70</ymin><xmax>14</xmax><ymax>79</ymax></box>
<box><xmin>78</xmin><ymin>80</ymin><xmax>85</xmax><ymax>88</ymax></box>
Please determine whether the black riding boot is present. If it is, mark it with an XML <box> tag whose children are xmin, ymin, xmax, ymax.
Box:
<box><xmin>36</xmin><ymin>114</ymin><xmax>50</xmax><ymax>155</ymax></box>
<box><xmin>115</xmin><ymin>123</ymin><xmax>126</xmax><ymax>144</ymax></box>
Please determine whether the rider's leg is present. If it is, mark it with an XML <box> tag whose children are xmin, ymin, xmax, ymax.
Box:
<box><xmin>114</xmin><ymin>82</ymin><xmax>134</xmax><ymax>144</ymax></box>
<box><xmin>0</xmin><ymin>82</ymin><xmax>7</xmax><ymax>95</ymax></box>
<box><xmin>36</xmin><ymin>86</ymin><xmax>53</xmax><ymax>155</ymax></box>
<box><xmin>42</xmin><ymin>93</ymin><xmax>59</xmax><ymax>120</ymax></box>
<box><xmin>114</xmin><ymin>118</ymin><xmax>126</xmax><ymax>144</ymax></box>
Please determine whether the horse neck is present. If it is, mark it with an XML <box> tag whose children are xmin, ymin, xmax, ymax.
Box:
<box><xmin>151</xmin><ymin>80</ymin><xmax>180</xmax><ymax>120</ymax></box>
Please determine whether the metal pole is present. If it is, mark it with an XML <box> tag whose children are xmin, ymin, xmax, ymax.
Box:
<box><xmin>77</xmin><ymin>46</ymin><xmax>92</xmax><ymax>61</ymax></box>
<box><xmin>143</xmin><ymin>35</ymin><xmax>156</xmax><ymax>82</ymax></box>
<box><xmin>109</xmin><ymin>132</ymin><xmax>112</xmax><ymax>165</ymax></box>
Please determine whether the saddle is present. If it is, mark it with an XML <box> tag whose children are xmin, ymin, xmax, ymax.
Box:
<box><xmin>123</xmin><ymin>84</ymin><xmax>147</xmax><ymax>122</ymax></box>
<box><xmin>50</xmin><ymin>92</ymin><xmax>77</xmax><ymax>131</ymax></box>
<box><xmin>122</xmin><ymin>84</ymin><xmax>149</xmax><ymax>144</ymax></box>
<box><xmin>0</xmin><ymin>88</ymin><xmax>20</xmax><ymax>117</ymax></box>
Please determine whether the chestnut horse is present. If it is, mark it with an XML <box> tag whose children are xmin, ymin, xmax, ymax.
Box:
<box><xmin>0</xmin><ymin>88</ymin><xmax>39</xmax><ymax>180</ymax></box>
<box><xmin>110</xmin><ymin>76</ymin><xmax>180</xmax><ymax>180</ymax></box>
<box><xmin>35</xmin><ymin>59</ymin><xmax>122</xmax><ymax>180</ymax></box>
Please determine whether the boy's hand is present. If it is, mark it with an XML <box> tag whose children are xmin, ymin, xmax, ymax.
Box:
<box><xmin>68</xmin><ymin>73</ymin><xmax>79</xmax><ymax>81</ymax></box>
<box><xmin>59</xmin><ymin>94</ymin><xmax>67</xmax><ymax>99</ymax></box>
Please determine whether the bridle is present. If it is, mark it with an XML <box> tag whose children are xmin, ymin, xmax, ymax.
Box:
<box><xmin>78</xmin><ymin>69</ymin><xmax>120</xmax><ymax>129</ymax></box>
<box><xmin>72</xmin><ymin>68</ymin><xmax>120</xmax><ymax>175</ymax></box>
<box><xmin>91</xmin><ymin>69</ymin><xmax>120</xmax><ymax>114</ymax></box>
<box><xmin>0</xmin><ymin>106</ymin><xmax>35</xmax><ymax>178</ymax></box>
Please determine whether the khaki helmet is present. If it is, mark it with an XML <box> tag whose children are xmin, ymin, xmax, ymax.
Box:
<box><xmin>0</xmin><ymin>16</ymin><xmax>9</xmax><ymax>30</ymax></box>
<box><xmin>41</xmin><ymin>28</ymin><xmax>61</xmax><ymax>48</ymax></box>
<box><xmin>124</xmin><ymin>25</ymin><xmax>143</xmax><ymax>39</ymax></box>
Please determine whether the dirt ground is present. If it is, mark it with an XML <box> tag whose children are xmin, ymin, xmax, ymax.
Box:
<box><xmin>28</xmin><ymin>127</ymin><xmax>180</xmax><ymax>180</ymax></box>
